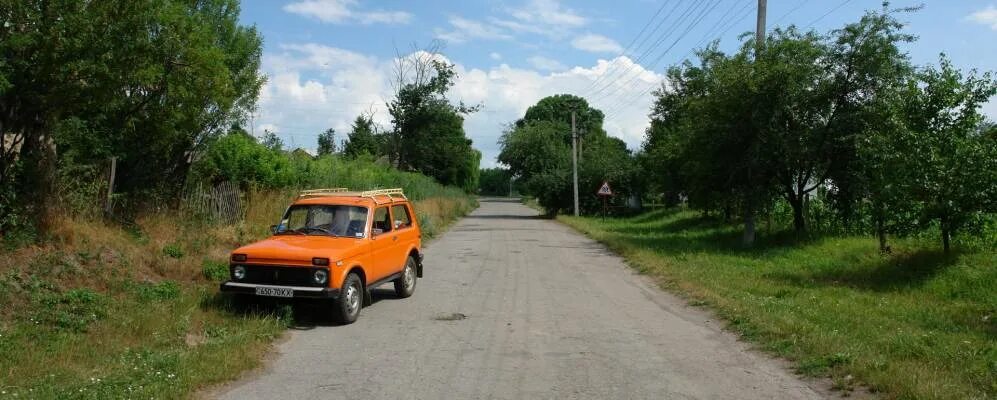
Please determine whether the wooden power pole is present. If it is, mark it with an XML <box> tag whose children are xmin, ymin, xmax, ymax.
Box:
<box><xmin>571</xmin><ymin>111</ymin><xmax>579</xmax><ymax>217</ymax></box>
<box><xmin>756</xmin><ymin>0</ymin><xmax>766</xmax><ymax>49</ymax></box>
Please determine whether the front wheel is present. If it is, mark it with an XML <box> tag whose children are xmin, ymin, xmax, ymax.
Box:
<box><xmin>393</xmin><ymin>256</ymin><xmax>417</xmax><ymax>298</ymax></box>
<box><xmin>333</xmin><ymin>272</ymin><xmax>363</xmax><ymax>324</ymax></box>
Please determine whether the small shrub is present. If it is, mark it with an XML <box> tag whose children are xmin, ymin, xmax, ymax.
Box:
<box><xmin>134</xmin><ymin>280</ymin><xmax>181</xmax><ymax>302</ymax></box>
<box><xmin>162</xmin><ymin>243</ymin><xmax>184</xmax><ymax>258</ymax></box>
<box><xmin>202</xmin><ymin>259</ymin><xmax>229</xmax><ymax>281</ymax></box>
<box><xmin>32</xmin><ymin>288</ymin><xmax>107</xmax><ymax>333</ymax></box>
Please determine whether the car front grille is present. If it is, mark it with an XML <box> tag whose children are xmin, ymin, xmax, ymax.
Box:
<box><xmin>234</xmin><ymin>265</ymin><xmax>324</xmax><ymax>287</ymax></box>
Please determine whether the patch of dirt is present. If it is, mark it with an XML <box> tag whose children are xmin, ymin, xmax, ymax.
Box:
<box><xmin>432</xmin><ymin>312</ymin><xmax>467</xmax><ymax>321</ymax></box>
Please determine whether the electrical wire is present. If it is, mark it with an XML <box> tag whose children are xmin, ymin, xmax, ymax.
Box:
<box><xmin>601</xmin><ymin>0</ymin><xmax>756</xmax><ymax>121</ymax></box>
<box><xmin>593</xmin><ymin>0</ymin><xmax>726</xmax><ymax>106</ymax></box>
<box><xmin>578</xmin><ymin>0</ymin><xmax>673</xmax><ymax>95</ymax></box>
<box><xmin>584</xmin><ymin>0</ymin><xmax>709</xmax><ymax>100</ymax></box>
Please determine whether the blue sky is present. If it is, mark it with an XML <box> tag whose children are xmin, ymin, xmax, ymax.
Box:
<box><xmin>240</xmin><ymin>1</ymin><xmax>997</xmax><ymax>167</ymax></box>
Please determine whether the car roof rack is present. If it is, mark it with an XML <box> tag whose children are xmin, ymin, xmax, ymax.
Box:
<box><xmin>297</xmin><ymin>187</ymin><xmax>407</xmax><ymax>204</ymax></box>
<box><xmin>298</xmin><ymin>188</ymin><xmax>349</xmax><ymax>198</ymax></box>
<box><xmin>359</xmin><ymin>188</ymin><xmax>407</xmax><ymax>204</ymax></box>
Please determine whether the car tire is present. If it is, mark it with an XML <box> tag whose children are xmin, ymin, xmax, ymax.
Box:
<box><xmin>393</xmin><ymin>256</ymin><xmax>418</xmax><ymax>298</ymax></box>
<box><xmin>334</xmin><ymin>272</ymin><xmax>363</xmax><ymax>324</ymax></box>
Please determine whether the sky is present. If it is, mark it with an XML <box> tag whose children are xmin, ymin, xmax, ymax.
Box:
<box><xmin>240</xmin><ymin>0</ymin><xmax>997</xmax><ymax>167</ymax></box>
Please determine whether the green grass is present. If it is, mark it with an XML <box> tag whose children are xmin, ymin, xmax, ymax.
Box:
<box><xmin>560</xmin><ymin>208</ymin><xmax>996</xmax><ymax>400</ymax></box>
<box><xmin>0</xmin><ymin>274</ymin><xmax>287</xmax><ymax>399</ymax></box>
<box><xmin>0</xmin><ymin>184</ymin><xmax>476</xmax><ymax>398</ymax></box>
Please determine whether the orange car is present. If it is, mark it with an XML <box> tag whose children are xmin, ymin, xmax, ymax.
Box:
<box><xmin>220</xmin><ymin>188</ymin><xmax>422</xmax><ymax>323</ymax></box>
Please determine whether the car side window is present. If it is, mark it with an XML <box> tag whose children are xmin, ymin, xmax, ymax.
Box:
<box><xmin>391</xmin><ymin>204</ymin><xmax>412</xmax><ymax>229</ymax></box>
<box><xmin>372</xmin><ymin>207</ymin><xmax>392</xmax><ymax>234</ymax></box>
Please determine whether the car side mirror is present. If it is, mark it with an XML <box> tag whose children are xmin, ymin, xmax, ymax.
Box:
<box><xmin>371</xmin><ymin>228</ymin><xmax>384</xmax><ymax>236</ymax></box>
<box><xmin>270</xmin><ymin>224</ymin><xmax>278</xmax><ymax>234</ymax></box>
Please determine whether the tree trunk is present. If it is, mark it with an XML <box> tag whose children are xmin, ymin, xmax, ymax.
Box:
<box><xmin>874</xmin><ymin>203</ymin><xmax>889</xmax><ymax>254</ymax></box>
<box><xmin>941</xmin><ymin>224</ymin><xmax>951</xmax><ymax>254</ymax></box>
<box><xmin>787</xmin><ymin>194</ymin><xmax>806</xmax><ymax>233</ymax></box>
<box><xmin>742</xmin><ymin>198</ymin><xmax>755</xmax><ymax>247</ymax></box>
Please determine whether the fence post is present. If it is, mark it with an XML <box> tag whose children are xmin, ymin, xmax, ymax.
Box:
<box><xmin>104</xmin><ymin>156</ymin><xmax>117</xmax><ymax>216</ymax></box>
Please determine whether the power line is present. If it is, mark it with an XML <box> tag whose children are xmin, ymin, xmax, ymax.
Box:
<box><xmin>584</xmin><ymin>0</ymin><xmax>707</xmax><ymax>100</ymax></box>
<box><xmin>773</xmin><ymin>0</ymin><xmax>807</xmax><ymax>26</ymax></box>
<box><xmin>593</xmin><ymin>0</ymin><xmax>726</xmax><ymax>106</ymax></box>
<box><xmin>805</xmin><ymin>0</ymin><xmax>852</xmax><ymax>28</ymax></box>
<box><xmin>601</xmin><ymin>0</ymin><xmax>749</xmax><ymax>112</ymax></box>
<box><xmin>578</xmin><ymin>0</ymin><xmax>673</xmax><ymax>95</ymax></box>
<box><xmin>601</xmin><ymin>0</ymin><xmax>756</xmax><ymax>120</ymax></box>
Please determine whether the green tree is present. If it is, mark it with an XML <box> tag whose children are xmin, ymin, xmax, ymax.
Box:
<box><xmin>0</xmin><ymin>0</ymin><xmax>263</xmax><ymax>230</ymax></box>
<box><xmin>894</xmin><ymin>57</ymin><xmax>997</xmax><ymax>253</ymax></box>
<box><xmin>341</xmin><ymin>114</ymin><xmax>382</xmax><ymax>158</ymax></box>
<box><xmin>387</xmin><ymin>55</ymin><xmax>481</xmax><ymax>192</ymax></box>
<box><xmin>317</xmin><ymin>128</ymin><xmax>337</xmax><ymax>156</ymax></box>
<box><xmin>499</xmin><ymin>95</ymin><xmax>636</xmax><ymax>215</ymax></box>
<box><xmin>479</xmin><ymin>168</ymin><xmax>512</xmax><ymax>196</ymax></box>
<box><xmin>190</xmin><ymin>129</ymin><xmax>294</xmax><ymax>188</ymax></box>
<box><xmin>260</xmin><ymin>130</ymin><xmax>283</xmax><ymax>151</ymax></box>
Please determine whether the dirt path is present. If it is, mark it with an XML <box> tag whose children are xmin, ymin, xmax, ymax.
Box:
<box><xmin>217</xmin><ymin>198</ymin><xmax>827</xmax><ymax>399</ymax></box>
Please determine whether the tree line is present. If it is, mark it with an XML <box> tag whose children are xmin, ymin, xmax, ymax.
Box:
<box><xmin>0</xmin><ymin>1</ymin><xmax>481</xmax><ymax>239</ymax></box>
<box><xmin>640</xmin><ymin>5</ymin><xmax>996</xmax><ymax>252</ymax></box>
<box><xmin>304</xmin><ymin>54</ymin><xmax>482</xmax><ymax>193</ymax></box>
<box><xmin>496</xmin><ymin>5</ymin><xmax>996</xmax><ymax>253</ymax></box>
<box><xmin>1</xmin><ymin>0</ymin><xmax>263</xmax><ymax>233</ymax></box>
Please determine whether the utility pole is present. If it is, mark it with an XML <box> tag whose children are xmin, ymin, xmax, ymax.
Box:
<box><xmin>571</xmin><ymin>111</ymin><xmax>579</xmax><ymax>217</ymax></box>
<box><xmin>756</xmin><ymin>0</ymin><xmax>766</xmax><ymax>50</ymax></box>
<box><xmin>744</xmin><ymin>0</ymin><xmax>766</xmax><ymax>247</ymax></box>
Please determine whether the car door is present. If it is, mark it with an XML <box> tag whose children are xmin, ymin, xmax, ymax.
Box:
<box><xmin>369</xmin><ymin>206</ymin><xmax>396</xmax><ymax>283</ymax></box>
<box><xmin>390</xmin><ymin>203</ymin><xmax>418</xmax><ymax>267</ymax></box>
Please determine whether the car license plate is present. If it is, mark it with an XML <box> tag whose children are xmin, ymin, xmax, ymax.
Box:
<box><xmin>255</xmin><ymin>286</ymin><xmax>293</xmax><ymax>298</ymax></box>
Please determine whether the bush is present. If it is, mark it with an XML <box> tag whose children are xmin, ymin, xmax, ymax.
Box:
<box><xmin>162</xmin><ymin>243</ymin><xmax>184</xmax><ymax>259</ymax></box>
<box><xmin>190</xmin><ymin>132</ymin><xmax>473</xmax><ymax>202</ymax></box>
<box><xmin>133</xmin><ymin>280</ymin><xmax>181</xmax><ymax>302</ymax></box>
<box><xmin>201</xmin><ymin>260</ymin><xmax>229</xmax><ymax>281</ymax></box>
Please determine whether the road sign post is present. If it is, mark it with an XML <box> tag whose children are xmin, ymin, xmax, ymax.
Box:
<box><xmin>596</xmin><ymin>181</ymin><xmax>613</xmax><ymax>220</ymax></box>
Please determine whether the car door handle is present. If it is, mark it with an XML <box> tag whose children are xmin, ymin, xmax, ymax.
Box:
<box><xmin>392</xmin><ymin>236</ymin><xmax>398</xmax><ymax>241</ymax></box>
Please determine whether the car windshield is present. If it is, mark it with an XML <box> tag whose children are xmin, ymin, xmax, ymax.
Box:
<box><xmin>276</xmin><ymin>205</ymin><xmax>369</xmax><ymax>237</ymax></box>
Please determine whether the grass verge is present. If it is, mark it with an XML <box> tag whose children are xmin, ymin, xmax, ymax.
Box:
<box><xmin>559</xmin><ymin>208</ymin><xmax>995</xmax><ymax>400</ymax></box>
<box><xmin>0</xmin><ymin>191</ymin><xmax>476</xmax><ymax>399</ymax></box>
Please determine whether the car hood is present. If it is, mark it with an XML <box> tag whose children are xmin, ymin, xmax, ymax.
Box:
<box><xmin>233</xmin><ymin>235</ymin><xmax>365</xmax><ymax>265</ymax></box>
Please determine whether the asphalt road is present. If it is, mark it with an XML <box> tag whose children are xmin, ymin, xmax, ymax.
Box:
<box><xmin>217</xmin><ymin>198</ymin><xmax>826</xmax><ymax>400</ymax></box>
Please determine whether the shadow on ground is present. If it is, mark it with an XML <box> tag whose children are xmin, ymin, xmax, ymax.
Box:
<box><xmin>765</xmin><ymin>248</ymin><xmax>959</xmax><ymax>292</ymax></box>
<box><xmin>202</xmin><ymin>288</ymin><xmax>406</xmax><ymax>327</ymax></box>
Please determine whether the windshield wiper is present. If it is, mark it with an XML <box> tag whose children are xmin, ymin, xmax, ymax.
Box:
<box><xmin>302</xmin><ymin>227</ymin><xmax>337</xmax><ymax>236</ymax></box>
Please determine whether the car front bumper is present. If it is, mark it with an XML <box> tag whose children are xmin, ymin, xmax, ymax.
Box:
<box><xmin>220</xmin><ymin>281</ymin><xmax>340</xmax><ymax>299</ymax></box>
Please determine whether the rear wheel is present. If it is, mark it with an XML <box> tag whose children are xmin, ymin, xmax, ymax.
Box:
<box><xmin>333</xmin><ymin>273</ymin><xmax>363</xmax><ymax>324</ymax></box>
<box><xmin>393</xmin><ymin>256</ymin><xmax>417</xmax><ymax>298</ymax></box>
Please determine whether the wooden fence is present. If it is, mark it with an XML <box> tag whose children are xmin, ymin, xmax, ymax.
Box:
<box><xmin>180</xmin><ymin>181</ymin><xmax>242</xmax><ymax>223</ymax></box>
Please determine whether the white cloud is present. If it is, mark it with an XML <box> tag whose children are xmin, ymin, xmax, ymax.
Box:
<box><xmin>506</xmin><ymin>0</ymin><xmax>586</xmax><ymax>29</ymax></box>
<box><xmin>967</xmin><ymin>5</ymin><xmax>997</xmax><ymax>30</ymax></box>
<box><xmin>436</xmin><ymin>0</ymin><xmax>590</xmax><ymax>44</ymax></box>
<box><xmin>257</xmin><ymin>44</ymin><xmax>663</xmax><ymax>168</ymax></box>
<box><xmin>490</xmin><ymin>52</ymin><xmax>503</xmax><ymax>61</ymax></box>
<box><xmin>435</xmin><ymin>16</ymin><xmax>513</xmax><ymax>43</ymax></box>
<box><xmin>527</xmin><ymin>55</ymin><xmax>567</xmax><ymax>71</ymax></box>
<box><xmin>572</xmin><ymin>33</ymin><xmax>623</xmax><ymax>53</ymax></box>
<box><xmin>284</xmin><ymin>0</ymin><xmax>411</xmax><ymax>25</ymax></box>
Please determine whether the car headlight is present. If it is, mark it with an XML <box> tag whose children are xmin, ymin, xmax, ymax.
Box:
<box><xmin>313</xmin><ymin>269</ymin><xmax>328</xmax><ymax>285</ymax></box>
<box><xmin>233</xmin><ymin>265</ymin><xmax>246</xmax><ymax>280</ymax></box>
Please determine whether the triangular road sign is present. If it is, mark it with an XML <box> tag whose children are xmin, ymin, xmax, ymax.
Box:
<box><xmin>597</xmin><ymin>181</ymin><xmax>613</xmax><ymax>196</ymax></box>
